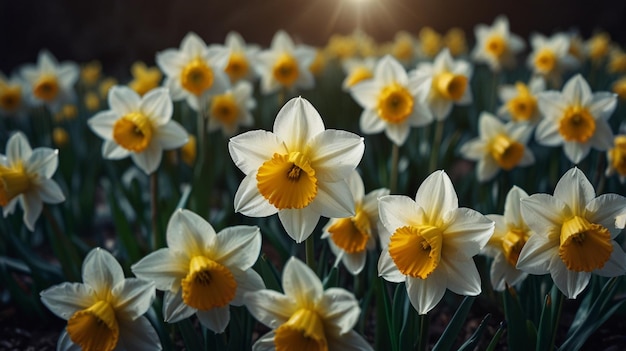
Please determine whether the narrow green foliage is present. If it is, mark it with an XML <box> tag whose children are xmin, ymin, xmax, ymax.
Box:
<box><xmin>432</xmin><ymin>296</ymin><xmax>476</xmax><ymax>351</ymax></box>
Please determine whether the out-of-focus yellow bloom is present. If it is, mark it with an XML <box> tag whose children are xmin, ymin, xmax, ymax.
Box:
<box><xmin>326</xmin><ymin>34</ymin><xmax>359</xmax><ymax>61</ymax></box>
<box><xmin>180</xmin><ymin>134</ymin><xmax>197</xmax><ymax>166</ymax></box>
<box><xmin>612</xmin><ymin>76</ymin><xmax>626</xmax><ymax>100</ymax></box>
<box><xmin>128</xmin><ymin>62</ymin><xmax>162</xmax><ymax>96</ymax></box>
<box><xmin>587</xmin><ymin>32</ymin><xmax>611</xmax><ymax>63</ymax></box>
<box><xmin>418</xmin><ymin>27</ymin><xmax>443</xmax><ymax>59</ymax></box>
<box><xmin>606</xmin><ymin>135</ymin><xmax>626</xmax><ymax>183</ymax></box>
<box><xmin>80</xmin><ymin>61</ymin><xmax>102</xmax><ymax>87</ymax></box>
<box><xmin>341</xmin><ymin>58</ymin><xmax>375</xmax><ymax>91</ymax></box>
<box><xmin>0</xmin><ymin>73</ymin><xmax>25</xmax><ymax>117</ymax></box>
<box><xmin>84</xmin><ymin>91</ymin><xmax>100</xmax><ymax>111</ymax></box>
<box><xmin>391</xmin><ymin>31</ymin><xmax>416</xmax><ymax>65</ymax></box>
<box><xmin>54</xmin><ymin>104</ymin><xmax>78</xmax><ymax>123</ymax></box>
<box><xmin>568</xmin><ymin>33</ymin><xmax>587</xmax><ymax>64</ymax></box>
<box><xmin>52</xmin><ymin>127</ymin><xmax>69</xmax><ymax>147</ymax></box>
<box><xmin>309</xmin><ymin>49</ymin><xmax>327</xmax><ymax>76</ymax></box>
<box><xmin>99</xmin><ymin>77</ymin><xmax>117</xmax><ymax>99</ymax></box>
<box><xmin>608</xmin><ymin>48</ymin><xmax>626</xmax><ymax>74</ymax></box>
<box><xmin>444</xmin><ymin>28</ymin><xmax>467</xmax><ymax>57</ymax></box>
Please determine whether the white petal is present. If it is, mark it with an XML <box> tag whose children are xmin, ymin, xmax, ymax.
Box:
<box><xmin>131</xmin><ymin>248</ymin><xmax>187</xmax><ymax>291</ymax></box>
<box><xmin>476</xmin><ymin>158</ymin><xmax>500</xmax><ymax>182</ymax></box>
<box><xmin>384</xmin><ymin>122</ymin><xmax>410</xmax><ymax>146</ymax></box>
<box><xmin>415</xmin><ymin>170</ymin><xmax>458</xmax><ymax>221</ymax></box>
<box><xmin>197</xmin><ymin>306</ymin><xmax>230</xmax><ymax>333</ymax></box>
<box><xmin>273</xmin><ymin>97</ymin><xmax>325</xmax><ymax>151</ymax></box>
<box><xmin>586</xmin><ymin>194</ymin><xmax>626</xmax><ymax>238</ymax></box>
<box><xmin>443</xmin><ymin>258</ymin><xmax>481</xmax><ymax>295</ymax></box>
<box><xmin>459</xmin><ymin>139</ymin><xmax>485</xmax><ymax>160</ymax></box>
<box><xmin>443</xmin><ymin>208</ymin><xmax>494</xmax><ymax>259</ymax></box>
<box><xmin>341</xmin><ymin>251</ymin><xmax>367</xmax><ymax>275</ymax></box>
<box><xmin>56</xmin><ymin>330</ymin><xmax>82</xmax><ymax>351</ymax></box>
<box><xmin>88</xmin><ymin>110</ymin><xmax>118</xmax><ymax>140</ymax></box>
<box><xmin>328</xmin><ymin>330</ymin><xmax>374</xmax><ymax>350</ymax></box>
<box><xmin>37</xmin><ymin>179</ymin><xmax>65</xmax><ymax>204</ymax></box>
<box><xmin>553</xmin><ymin>167</ymin><xmax>595</xmax><ymax>215</ymax></box>
<box><xmin>537</xmin><ymin>91</ymin><xmax>566</xmax><ymax>120</ymax></box>
<box><xmin>282</xmin><ymin>257</ymin><xmax>323</xmax><ymax>305</ymax></box>
<box><xmin>140</xmin><ymin>87</ymin><xmax>173</xmax><ymax>125</ymax></box>
<box><xmin>318</xmin><ymin>288</ymin><xmax>360</xmax><ymax>335</ymax></box>
<box><xmin>310</xmin><ymin>180</ymin><xmax>355</xmax><ymax>219</ymax></box>
<box><xmin>359</xmin><ymin>109</ymin><xmax>386</xmax><ymax>134</ymax></box>
<box><xmin>166</xmin><ymin>209</ymin><xmax>215</xmax><ymax>255</ymax></box>
<box><xmin>163</xmin><ymin>290</ymin><xmax>196</xmax><ymax>323</ymax></box>
<box><xmin>181</xmin><ymin>32</ymin><xmax>208</xmax><ymax>57</ymax></box>
<box><xmin>251</xmin><ymin>331</ymin><xmax>276</xmax><ymax>351</ymax></box>
<box><xmin>562</xmin><ymin>74</ymin><xmax>592</xmax><ymax>106</ymax></box>
<box><xmin>406</xmin><ymin>103</ymin><xmax>434</xmax><ymax>127</ymax></box>
<box><xmin>231</xmin><ymin>268</ymin><xmax>265</xmax><ymax>306</ymax></box>
<box><xmin>111</xmin><ymin>278</ymin><xmax>155</xmax><ymax>320</ymax></box>
<box><xmin>165</xmin><ymin>77</ymin><xmax>186</xmax><ymax>101</ymax></box>
<box><xmin>563</xmin><ymin>141</ymin><xmax>589</xmax><ymax>164</ymax></box>
<box><xmin>21</xmin><ymin>191</ymin><xmax>42</xmax><ymax>231</ymax></box>
<box><xmin>378</xmin><ymin>195</ymin><xmax>422</xmax><ymax>232</ymax></box>
<box><xmin>117</xmin><ymin>316</ymin><xmax>162</xmax><ymax>351</ymax></box>
<box><xmin>308</xmin><ymin>130</ymin><xmax>364</xmax><ymax>182</ymax></box>
<box><xmin>131</xmin><ymin>142</ymin><xmax>163</xmax><ymax>174</ymax></box>
<box><xmin>350</xmin><ymin>80</ymin><xmax>382</xmax><ymax>110</ymax></box>
<box><xmin>549</xmin><ymin>255</ymin><xmax>590</xmax><ymax>299</ymax></box>
<box><xmin>504</xmin><ymin>186</ymin><xmax>529</xmax><ymax>228</ymax></box>
<box><xmin>516</xmin><ymin>235</ymin><xmax>557</xmax><ymax>275</ymax></box>
<box><xmin>39</xmin><ymin>282</ymin><xmax>93</xmax><ymax>320</ymax></box>
<box><xmin>156</xmin><ymin>120</ymin><xmax>188</xmax><ymax>150</ymax></box>
<box><xmin>233</xmin><ymin>173</ymin><xmax>278</xmax><ymax>217</ymax></box>
<box><xmin>377</xmin><ymin>249</ymin><xmax>405</xmax><ymax>283</ymax></box>
<box><xmin>108</xmin><ymin>86</ymin><xmax>141</xmax><ymax>115</ymax></box>
<box><xmin>588</xmin><ymin>120</ymin><xmax>614</xmax><ymax>151</ymax></box>
<box><xmin>594</xmin><ymin>242</ymin><xmax>626</xmax><ymax>277</ymax></box>
<box><xmin>7</xmin><ymin>132</ymin><xmax>32</xmax><ymax>163</ymax></box>
<box><xmin>278</xmin><ymin>207</ymin><xmax>320</xmax><ymax>243</ymax></box>
<box><xmin>376</xmin><ymin>55</ymin><xmax>408</xmax><ymax>86</ymax></box>
<box><xmin>405</xmin><ymin>268</ymin><xmax>447</xmax><ymax>315</ymax></box>
<box><xmin>57</xmin><ymin>63</ymin><xmax>79</xmax><ymax>88</ymax></box>
<box><xmin>156</xmin><ymin>49</ymin><xmax>186</xmax><ymax>77</ymax></box>
<box><xmin>588</xmin><ymin>92</ymin><xmax>617</xmax><ymax>120</ymax></box>
<box><xmin>229</xmin><ymin>130</ymin><xmax>286</xmax><ymax>175</ymax></box>
<box><xmin>244</xmin><ymin>290</ymin><xmax>296</xmax><ymax>329</ymax></box>
<box><xmin>520</xmin><ymin>194</ymin><xmax>568</xmax><ymax>237</ymax></box>
<box><xmin>82</xmin><ymin>248</ymin><xmax>125</xmax><ymax>293</ymax></box>
<box><xmin>534</xmin><ymin>119</ymin><xmax>562</xmax><ymax>146</ymax></box>
<box><xmin>25</xmin><ymin>148</ymin><xmax>58</xmax><ymax>178</ymax></box>
<box><xmin>102</xmin><ymin>140</ymin><xmax>131</xmax><ymax>160</ymax></box>
<box><xmin>429</xmin><ymin>97</ymin><xmax>453</xmax><ymax>121</ymax></box>
<box><xmin>213</xmin><ymin>226</ymin><xmax>261</xmax><ymax>270</ymax></box>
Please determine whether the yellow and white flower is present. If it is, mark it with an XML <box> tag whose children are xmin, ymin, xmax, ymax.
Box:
<box><xmin>460</xmin><ymin>112</ymin><xmax>535</xmax><ymax>182</ymax></box>
<box><xmin>0</xmin><ymin>72</ymin><xmax>27</xmax><ymax>118</ymax></box>
<box><xmin>341</xmin><ymin>57</ymin><xmax>376</xmax><ymax>91</ymax></box>
<box><xmin>229</xmin><ymin>97</ymin><xmax>364</xmax><ymax>243</ymax></box>
<box><xmin>245</xmin><ymin>257</ymin><xmax>373</xmax><ymax>351</ymax></box>
<box><xmin>378</xmin><ymin>170</ymin><xmax>494</xmax><ymax>314</ymax></box>
<box><xmin>40</xmin><ymin>248</ymin><xmax>160</xmax><ymax>351</ymax></box>
<box><xmin>156</xmin><ymin>32</ymin><xmax>229</xmax><ymax>111</ymax></box>
<box><xmin>131</xmin><ymin>209</ymin><xmax>264</xmax><ymax>333</ymax></box>
<box><xmin>88</xmin><ymin>86</ymin><xmax>188</xmax><ymax>174</ymax></box>
<box><xmin>497</xmin><ymin>76</ymin><xmax>546</xmax><ymax>125</ymax></box>
<box><xmin>128</xmin><ymin>61</ymin><xmax>162</xmax><ymax>96</ymax></box>
<box><xmin>527</xmin><ymin>33</ymin><xmax>578</xmax><ymax>87</ymax></box>
<box><xmin>322</xmin><ymin>171</ymin><xmax>389</xmax><ymax>275</ymax></box>
<box><xmin>20</xmin><ymin>50</ymin><xmax>79</xmax><ymax>113</ymax></box>
<box><xmin>411</xmin><ymin>48</ymin><xmax>473</xmax><ymax>120</ymax></box>
<box><xmin>605</xmin><ymin>135</ymin><xmax>626</xmax><ymax>183</ymax></box>
<box><xmin>207</xmin><ymin>81</ymin><xmax>256</xmax><ymax>136</ymax></box>
<box><xmin>484</xmin><ymin>186</ymin><xmax>533</xmax><ymax>291</ymax></box>
<box><xmin>1</xmin><ymin>132</ymin><xmax>65</xmax><ymax>231</ymax></box>
<box><xmin>256</xmin><ymin>30</ymin><xmax>316</xmax><ymax>95</ymax></box>
<box><xmin>517</xmin><ymin>167</ymin><xmax>626</xmax><ymax>299</ymax></box>
<box><xmin>212</xmin><ymin>31</ymin><xmax>260</xmax><ymax>84</ymax></box>
<box><xmin>471</xmin><ymin>15</ymin><xmax>525</xmax><ymax>71</ymax></box>
<box><xmin>535</xmin><ymin>74</ymin><xmax>616</xmax><ymax>164</ymax></box>
<box><xmin>350</xmin><ymin>55</ymin><xmax>433</xmax><ymax>146</ymax></box>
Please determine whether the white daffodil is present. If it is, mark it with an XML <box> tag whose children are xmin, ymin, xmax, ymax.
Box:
<box><xmin>484</xmin><ymin>186</ymin><xmax>533</xmax><ymax>291</ymax></box>
<box><xmin>88</xmin><ymin>86</ymin><xmax>188</xmax><ymax>174</ymax></box>
<box><xmin>256</xmin><ymin>30</ymin><xmax>316</xmax><ymax>95</ymax></box>
<box><xmin>19</xmin><ymin>50</ymin><xmax>79</xmax><ymax>113</ymax></box>
<box><xmin>131</xmin><ymin>209</ymin><xmax>265</xmax><ymax>333</ymax></box>
<box><xmin>517</xmin><ymin>167</ymin><xmax>626</xmax><ymax>299</ymax></box>
<box><xmin>322</xmin><ymin>171</ymin><xmax>389</xmax><ymax>275</ymax></box>
<box><xmin>1</xmin><ymin>132</ymin><xmax>65</xmax><ymax>231</ymax></box>
<box><xmin>0</xmin><ymin>71</ymin><xmax>27</xmax><ymax>118</ymax></box>
<box><xmin>535</xmin><ymin>74</ymin><xmax>616</xmax><ymax>164</ymax></box>
<box><xmin>212</xmin><ymin>31</ymin><xmax>260</xmax><ymax>84</ymax></box>
<box><xmin>378</xmin><ymin>170</ymin><xmax>494</xmax><ymax>315</ymax></box>
<box><xmin>229</xmin><ymin>97</ymin><xmax>364</xmax><ymax>243</ymax></box>
<box><xmin>350</xmin><ymin>55</ymin><xmax>433</xmax><ymax>146</ymax></box>
<box><xmin>605</xmin><ymin>135</ymin><xmax>626</xmax><ymax>183</ymax></box>
<box><xmin>245</xmin><ymin>257</ymin><xmax>373</xmax><ymax>351</ymax></box>
<box><xmin>207</xmin><ymin>80</ymin><xmax>256</xmax><ymax>136</ymax></box>
<box><xmin>411</xmin><ymin>48</ymin><xmax>473</xmax><ymax>120</ymax></box>
<box><xmin>156</xmin><ymin>32</ymin><xmax>230</xmax><ymax>111</ymax></box>
<box><xmin>497</xmin><ymin>76</ymin><xmax>546</xmax><ymax>126</ymax></box>
<box><xmin>341</xmin><ymin>57</ymin><xmax>376</xmax><ymax>91</ymax></box>
<box><xmin>460</xmin><ymin>112</ymin><xmax>535</xmax><ymax>182</ymax></box>
<box><xmin>40</xmin><ymin>248</ymin><xmax>160</xmax><ymax>351</ymax></box>
<box><xmin>527</xmin><ymin>33</ymin><xmax>578</xmax><ymax>87</ymax></box>
<box><xmin>471</xmin><ymin>15</ymin><xmax>525</xmax><ymax>72</ymax></box>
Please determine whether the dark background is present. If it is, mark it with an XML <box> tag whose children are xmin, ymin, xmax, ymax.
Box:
<box><xmin>1</xmin><ymin>0</ymin><xmax>625</xmax><ymax>77</ymax></box>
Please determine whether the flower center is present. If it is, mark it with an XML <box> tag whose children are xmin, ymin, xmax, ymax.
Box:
<box><xmin>180</xmin><ymin>58</ymin><xmax>214</xmax><ymax>96</ymax></box>
<box><xmin>534</xmin><ymin>49</ymin><xmax>557</xmax><ymax>73</ymax></box>
<box><xmin>0</xmin><ymin>162</ymin><xmax>31</xmax><ymax>206</ymax></box>
<box><xmin>559</xmin><ymin>216</ymin><xmax>612</xmax><ymax>272</ymax></box>
<box><xmin>328</xmin><ymin>204</ymin><xmax>371</xmax><ymax>254</ymax></box>
<box><xmin>388</xmin><ymin>225</ymin><xmax>443</xmax><ymax>279</ymax></box>
<box><xmin>66</xmin><ymin>300</ymin><xmax>119</xmax><ymax>351</ymax></box>
<box><xmin>377</xmin><ymin>83</ymin><xmax>414</xmax><ymax>124</ymax></box>
<box><xmin>225</xmin><ymin>52</ymin><xmax>250</xmax><ymax>82</ymax></box>
<box><xmin>210</xmin><ymin>93</ymin><xmax>239</xmax><ymax>125</ymax></box>
<box><xmin>608</xmin><ymin>135</ymin><xmax>626</xmax><ymax>176</ymax></box>
<box><xmin>485</xmin><ymin>35</ymin><xmax>507</xmax><ymax>58</ymax></box>
<box><xmin>33</xmin><ymin>74</ymin><xmax>60</xmax><ymax>101</ymax></box>
<box><xmin>272</xmin><ymin>53</ymin><xmax>300</xmax><ymax>87</ymax></box>
<box><xmin>274</xmin><ymin>308</ymin><xmax>328</xmax><ymax>351</ymax></box>
<box><xmin>112</xmin><ymin>112</ymin><xmax>154</xmax><ymax>152</ymax></box>
<box><xmin>0</xmin><ymin>86</ymin><xmax>22</xmax><ymax>112</ymax></box>
<box><xmin>506</xmin><ymin>82</ymin><xmax>537</xmax><ymax>122</ymax></box>
<box><xmin>256</xmin><ymin>152</ymin><xmax>318</xmax><ymax>210</ymax></box>
<box><xmin>558</xmin><ymin>106</ymin><xmax>596</xmax><ymax>143</ymax></box>
<box><xmin>181</xmin><ymin>255</ymin><xmax>237</xmax><ymax>310</ymax></box>
<box><xmin>501</xmin><ymin>228</ymin><xmax>529</xmax><ymax>267</ymax></box>
<box><xmin>488</xmin><ymin>134</ymin><xmax>525</xmax><ymax>170</ymax></box>
<box><xmin>432</xmin><ymin>71</ymin><xmax>468</xmax><ymax>101</ymax></box>
<box><xmin>345</xmin><ymin>67</ymin><xmax>373</xmax><ymax>88</ymax></box>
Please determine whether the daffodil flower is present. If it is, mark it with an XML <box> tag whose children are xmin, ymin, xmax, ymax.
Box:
<box><xmin>605</xmin><ymin>135</ymin><xmax>626</xmax><ymax>183</ymax></box>
<box><xmin>213</xmin><ymin>31</ymin><xmax>260</xmax><ymax>84</ymax></box>
<box><xmin>128</xmin><ymin>61</ymin><xmax>163</xmax><ymax>96</ymax></box>
<box><xmin>245</xmin><ymin>257</ymin><xmax>373</xmax><ymax>351</ymax></box>
<box><xmin>341</xmin><ymin>57</ymin><xmax>376</xmax><ymax>91</ymax></box>
<box><xmin>471</xmin><ymin>15</ymin><xmax>525</xmax><ymax>72</ymax></box>
<box><xmin>535</xmin><ymin>74</ymin><xmax>616</xmax><ymax>164</ymax></box>
<box><xmin>1</xmin><ymin>132</ymin><xmax>65</xmax><ymax>231</ymax></box>
<box><xmin>88</xmin><ymin>86</ymin><xmax>188</xmax><ymax>174</ymax></box>
<box><xmin>517</xmin><ymin>167</ymin><xmax>626</xmax><ymax>299</ymax></box>
<box><xmin>207</xmin><ymin>81</ymin><xmax>256</xmax><ymax>136</ymax></box>
<box><xmin>40</xmin><ymin>248</ymin><xmax>160</xmax><ymax>351</ymax></box>
<box><xmin>527</xmin><ymin>33</ymin><xmax>578</xmax><ymax>87</ymax></box>
<box><xmin>497</xmin><ymin>76</ymin><xmax>545</xmax><ymax>125</ymax></box>
<box><xmin>411</xmin><ymin>48</ymin><xmax>473</xmax><ymax>121</ymax></box>
<box><xmin>460</xmin><ymin>112</ymin><xmax>535</xmax><ymax>182</ymax></box>
<box><xmin>322</xmin><ymin>171</ymin><xmax>389</xmax><ymax>275</ymax></box>
<box><xmin>378</xmin><ymin>170</ymin><xmax>494</xmax><ymax>314</ymax></box>
<box><xmin>20</xmin><ymin>50</ymin><xmax>79</xmax><ymax>113</ymax></box>
<box><xmin>350</xmin><ymin>55</ymin><xmax>433</xmax><ymax>146</ymax></box>
<box><xmin>131</xmin><ymin>209</ymin><xmax>265</xmax><ymax>333</ymax></box>
<box><xmin>229</xmin><ymin>96</ymin><xmax>364</xmax><ymax>243</ymax></box>
<box><xmin>0</xmin><ymin>71</ymin><xmax>27</xmax><ymax>118</ymax></box>
<box><xmin>484</xmin><ymin>186</ymin><xmax>533</xmax><ymax>291</ymax></box>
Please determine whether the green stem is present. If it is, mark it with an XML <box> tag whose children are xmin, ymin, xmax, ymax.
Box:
<box><xmin>150</xmin><ymin>172</ymin><xmax>161</xmax><ymax>250</ymax></box>
<box><xmin>390</xmin><ymin>143</ymin><xmax>399</xmax><ymax>194</ymax></box>
<box><xmin>429</xmin><ymin>120</ymin><xmax>444</xmax><ymax>173</ymax></box>
<box><xmin>490</xmin><ymin>70</ymin><xmax>500</xmax><ymax>112</ymax></box>
<box><xmin>417</xmin><ymin>313</ymin><xmax>429</xmax><ymax>351</ymax></box>
<box><xmin>43</xmin><ymin>205</ymin><xmax>81</xmax><ymax>281</ymax></box>
<box><xmin>305</xmin><ymin>235</ymin><xmax>316</xmax><ymax>270</ymax></box>
<box><xmin>550</xmin><ymin>288</ymin><xmax>564</xmax><ymax>348</ymax></box>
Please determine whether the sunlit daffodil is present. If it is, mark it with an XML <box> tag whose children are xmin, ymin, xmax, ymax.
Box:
<box><xmin>40</xmin><ymin>248</ymin><xmax>160</xmax><ymax>351</ymax></box>
<box><xmin>411</xmin><ymin>48</ymin><xmax>472</xmax><ymax>120</ymax></box>
<box><xmin>256</xmin><ymin>30</ymin><xmax>316</xmax><ymax>95</ymax></box>
<box><xmin>132</xmin><ymin>209</ymin><xmax>264</xmax><ymax>333</ymax></box>
<box><xmin>128</xmin><ymin>61</ymin><xmax>162</xmax><ymax>96</ymax></box>
<box><xmin>207</xmin><ymin>81</ymin><xmax>256</xmax><ymax>136</ymax></box>
<box><xmin>527</xmin><ymin>33</ymin><xmax>578</xmax><ymax>87</ymax></box>
<box><xmin>20</xmin><ymin>50</ymin><xmax>79</xmax><ymax>113</ymax></box>
<box><xmin>341</xmin><ymin>58</ymin><xmax>376</xmax><ymax>91</ymax></box>
<box><xmin>378</xmin><ymin>170</ymin><xmax>494</xmax><ymax>314</ymax></box>
<box><xmin>88</xmin><ymin>86</ymin><xmax>188</xmax><ymax>174</ymax></box>
<box><xmin>605</xmin><ymin>135</ymin><xmax>626</xmax><ymax>183</ymax></box>
<box><xmin>157</xmin><ymin>32</ymin><xmax>229</xmax><ymax>111</ymax></box>
<box><xmin>0</xmin><ymin>72</ymin><xmax>26</xmax><ymax>118</ymax></box>
<box><xmin>497</xmin><ymin>76</ymin><xmax>545</xmax><ymax>125</ymax></box>
<box><xmin>517</xmin><ymin>167</ymin><xmax>626</xmax><ymax>299</ymax></box>
<box><xmin>1</xmin><ymin>132</ymin><xmax>65</xmax><ymax>231</ymax></box>
<box><xmin>229</xmin><ymin>97</ymin><xmax>364</xmax><ymax>243</ymax></box>
<box><xmin>484</xmin><ymin>186</ymin><xmax>533</xmax><ymax>291</ymax></box>
<box><xmin>213</xmin><ymin>31</ymin><xmax>260</xmax><ymax>84</ymax></box>
<box><xmin>350</xmin><ymin>55</ymin><xmax>433</xmax><ymax>146</ymax></box>
<box><xmin>444</xmin><ymin>27</ymin><xmax>467</xmax><ymax>57</ymax></box>
<box><xmin>322</xmin><ymin>171</ymin><xmax>389</xmax><ymax>275</ymax></box>
<box><xmin>417</xmin><ymin>27</ymin><xmax>443</xmax><ymax>59</ymax></box>
<box><xmin>245</xmin><ymin>257</ymin><xmax>373</xmax><ymax>351</ymax></box>
<box><xmin>460</xmin><ymin>112</ymin><xmax>535</xmax><ymax>182</ymax></box>
<box><xmin>535</xmin><ymin>74</ymin><xmax>616</xmax><ymax>164</ymax></box>
<box><xmin>472</xmin><ymin>15</ymin><xmax>525</xmax><ymax>72</ymax></box>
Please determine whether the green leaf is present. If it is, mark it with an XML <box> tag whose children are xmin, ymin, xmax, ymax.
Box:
<box><xmin>502</xmin><ymin>286</ymin><xmax>528</xmax><ymax>351</ymax></box>
<box><xmin>486</xmin><ymin>321</ymin><xmax>506</xmax><ymax>351</ymax></box>
<box><xmin>432</xmin><ymin>296</ymin><xmax>476</xmax><ymax>351</ymax></box>
<box><xmin>536</xmin><ymin>293</ymin><xmax>553</xmax><ymax>350</ymax></box>
<box><xmin>255</xmin><ymin>254</ymin><xmax>283</xmax><ymax>293</ymax></box>
<box><xmin>458</xmin><ymin>314</ymin><xmax>491</xmax><ymax>351</ymax></box>
<box><xmin>177</xmin><ymin>318</ymin><xmax>203</xmax><ymax>351</ymax></box>
<box><xmin>322</xmin><ymin>267</ymin><xmax>338</xmax><ymax>289</ymax></box>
